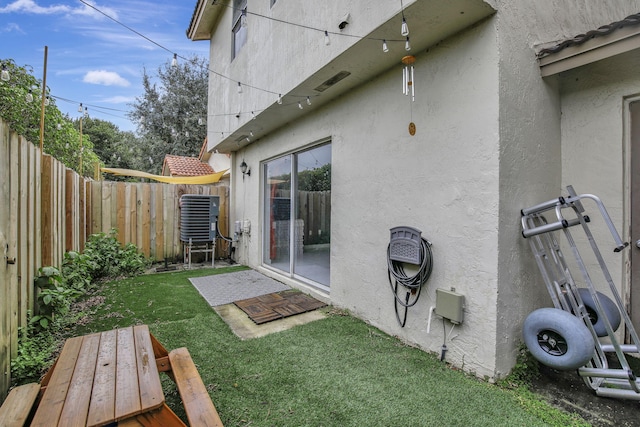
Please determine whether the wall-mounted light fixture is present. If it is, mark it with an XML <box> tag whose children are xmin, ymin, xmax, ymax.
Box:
<box><xmin>240</xmin><ymin>159</ymin><xmax>251</xmax><ymax>180</ymax></box>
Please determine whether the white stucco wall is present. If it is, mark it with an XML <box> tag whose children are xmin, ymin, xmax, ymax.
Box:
<box><xmin>558</xmin><ymin>52</ymin><xmax>640</xmax><ymax>320</ymax></box>
<box><xmin>230</xmin><ymin>21</ymin><xmax>503</xmax><ymax>378</ymax></box>
<box><xmin>203</xmin><ymin>0</ymin><xmax>640</xmax><ymax>380</ymax></box>
<box><xmin>491</xmin><ymin>0</ymin><xmax>640</xmax><ymax>377</ymax></box>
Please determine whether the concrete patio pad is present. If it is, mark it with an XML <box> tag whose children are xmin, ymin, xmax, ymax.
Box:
<box><xmin>189</xmin><ymin>268</ymin><xmax>326</xmax><ymax>339</ymax></box>
<box><xmin>214</xmin><ymin>303</ymin><xmax>326</xmax><ymax>340</ymax></box>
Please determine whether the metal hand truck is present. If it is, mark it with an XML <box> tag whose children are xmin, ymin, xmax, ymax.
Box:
<box><xmin>520</xmin><ymin>185</ymin><xmax>640</xmax><ymax>400</ymax></box>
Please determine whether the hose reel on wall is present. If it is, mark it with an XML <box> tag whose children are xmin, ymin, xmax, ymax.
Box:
<box><xmin>387</xmin><ymin>226</ymin><xmax>433</xmax><ymax>327</ymax></box>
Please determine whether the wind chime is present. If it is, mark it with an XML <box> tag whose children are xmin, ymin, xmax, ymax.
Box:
<box><xmin>402</xmin><ymin>55</ymin><xmax>416</xmax><ymax>136</ymax></box>
<box><xmin>399</xmin><ymin>2</ymin><xmax>416</xmax><ymax>136</ymax></box>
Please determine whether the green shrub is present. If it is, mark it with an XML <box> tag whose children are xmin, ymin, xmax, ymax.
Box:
<box><xmin>14</xmin><ymin>233</ymin><xmax>151</xmax><ymax>382</ymax></box>
<box><xmin>11</xmin><ymin>321</ymin><xmax>55</xmax><ymax>383</ymax></box>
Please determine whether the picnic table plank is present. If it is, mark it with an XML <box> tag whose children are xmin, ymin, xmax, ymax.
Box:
<box><xmin>31</xmin><ymin>336</ymin><xmax>84</xmax><ymax>426</ymax></box>
<box><xmin>87</xmin><ymin>329</ymin><xmax>117</xmax><ymax>426</ymax></box>
<box><xmin>134</xmin><ymin>325</ymin><xmax>164</xmax><ymax>410</ymax></box>
<box><xmin>59</xmin><ymin>333</ymin><xmax>101</xmax><ymax>427</ymax></box>
<box><xmin>170</xmin><ymin>347</ymin><xmax>224</xmax><ymax>427</ymax></box>
<box><xmin>116</xmin><ymin>327</ymin><xmax>142</xmax><ymax>419</ymax></box>
<box><xmin>0</xmin><ymin>383</ymin><xmax>40</xmax><ymax>427</ymax></box>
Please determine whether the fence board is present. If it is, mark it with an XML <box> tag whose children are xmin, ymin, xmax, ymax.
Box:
<box><xmin>0</xmin><ymin>118</ymin><xmax>10</xmax><ymax>400</ymax></box>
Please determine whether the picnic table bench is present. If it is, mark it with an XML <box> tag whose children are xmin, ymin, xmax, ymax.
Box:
<box><xmin>0</xmin><ymin>325</ymin><xmax>223</xmax><ymax>427</ymax></box>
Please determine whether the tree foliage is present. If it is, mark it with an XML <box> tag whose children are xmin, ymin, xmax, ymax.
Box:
<box><xmin>0</xmin><ymin>59</ymin><xmax>100</xmax><ymax>176</ymax></box>
<box><xmin>129</xmin><ymin>55</ymin><xmax>208</xmax><ymax>173</ymax></box>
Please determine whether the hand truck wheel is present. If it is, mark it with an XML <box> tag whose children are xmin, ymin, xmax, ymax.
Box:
<box><xmin>523</xmin><ymin>308</ymin><xmax>594</xmax><ymax>370</ymax></box>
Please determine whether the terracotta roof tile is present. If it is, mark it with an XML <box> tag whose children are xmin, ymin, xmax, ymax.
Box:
<box><xmin>162</xmin><ymin>155</ymin><xmax>215</xmax><ymax>177</ymax></box>
<box><xmin>538</xmin><ymin>13</ymin><xmax>640</xmax><ymax>57</ymax></box>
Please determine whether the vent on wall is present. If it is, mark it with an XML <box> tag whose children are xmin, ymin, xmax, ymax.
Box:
<box><xmin>179</xmin><ymin>195</ymin><xmax>220</xmax><ymax>243</ymax></box>
<box><xmin>314</xmin><ymin>71</ymin><xmax>351</xmax><ymax>92</ymax></box>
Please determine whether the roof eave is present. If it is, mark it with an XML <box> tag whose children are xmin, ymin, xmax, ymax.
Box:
<box><xmin>538</xmin><ymin>25</ymin><xmax>640</xmax><ymax>77</ymax></box>
<box><xmin>187</xmin><ymin>0</ymin><xmax>224</xmax><ymax>41</ymax></box>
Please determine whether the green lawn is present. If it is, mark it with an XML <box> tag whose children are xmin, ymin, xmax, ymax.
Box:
<box><xmin>70</xmin><ymin>266</ymin><xmax>589</xmax><ymax>427</ymax></box>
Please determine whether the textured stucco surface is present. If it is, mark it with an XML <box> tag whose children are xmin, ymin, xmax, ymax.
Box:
<box><xmin>203</xmin><ymin>0</ymin><xmax>640</xmax><ymax>380</ymax></box>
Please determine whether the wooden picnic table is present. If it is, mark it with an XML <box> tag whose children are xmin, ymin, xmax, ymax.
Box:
<box><xmin>28</xmin><ymin>324</ymin><xmax>222</xmax><ymax>427</ymax></box>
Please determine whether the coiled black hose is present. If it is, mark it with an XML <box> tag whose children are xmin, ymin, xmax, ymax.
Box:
<box><xmin>387</xmin><ymin>237</ymin><xmax>433</xmax><ymax>327</ymax></box>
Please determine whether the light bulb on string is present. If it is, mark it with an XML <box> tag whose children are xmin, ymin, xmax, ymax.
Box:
<box><xmin>277</xmin><ymin>94</ymin><xmax>283</xmax><ymax>104</ymax></box>
<box><xmin>84</xmin><ymin>106</ymin><xmax>88</xmax><ymax>117</ymax></box>
<box><xmin>324</xmin><ymin>31</ymin><xmax>331</xmax><ymax>46</ymax></box>
<box><xmin>172</xmin><ymin>53</ymin><xmax>178</xmax><ymax>67</ymax></box>
<box><xmin>25</xmin><ymin>89</ymin><xmax>33</xmax><ymax>103</ymax></box>
<box><xmin>78</xmin><ymin>103</ymin><xmax>83</xmax><ymax>113</ymax></box>
<box><xmin>306</xmin><ymin>96</ymin><xmax>311</xmax><ymax>106</ymax></box>
<box><xmin>198</xmin><ymin>117</ymin><xmax>203</xmax><ymax>125</ymax></box>
<box><xmin>382</xmin><ymin>40</ymin><xmax>389</xmax><ymax>53</ymax></box>
<box><xmin>44</xmin><ymin>95</ymin><xmax>50</xmax><ymax>106</ymax></box>
<box><xmin>405</xmin><ymin>36</ymin><xmax>411</xmax><ymax>51</ymax></box>
<box><xmin>251</xmin><ymin>111</ymin><xmax>256</xmax><ymax>120</ymax></box>
<box><xmin>401</xmin><ymin>17</ymin><xmax>409</xmax><ymax>36</ymax></box>
<box><xmin>237</xmin><ymin>82</ymin><xmax>243</xmax><ymax>93</ymax></box>
<box><xmin>298</xmin><ymin>101</ymin><xmax>303</xmax><ymax>110</ymax></box>
<box><xmin>1</xmin><ymin>65</ymin><xmax>9</xmax><ymax>82</ymax></box>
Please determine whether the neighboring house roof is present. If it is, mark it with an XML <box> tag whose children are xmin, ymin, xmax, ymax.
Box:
<box><xmin>162</xmin><ymin>154</ymin><xmax>215</xmax><ymax>177</ymax></box>
<box><xmin>537</xmin><ymin>12</ymin><xmax>640</xmax><ymax>76</ymax></box>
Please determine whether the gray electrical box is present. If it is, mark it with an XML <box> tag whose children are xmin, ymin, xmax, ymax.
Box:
<box><xmin>435</xmin><ymin>288</ymin><xmax>465</xmax><ymax>324</ymax></box>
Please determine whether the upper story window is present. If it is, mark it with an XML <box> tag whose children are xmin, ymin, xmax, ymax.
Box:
<box><xmin>232</xmin><ymin>0</ymin><xmax>247</xmax><ymax>60</ymax></box>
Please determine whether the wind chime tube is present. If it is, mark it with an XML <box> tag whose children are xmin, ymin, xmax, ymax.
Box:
<box><xmin>403</xmin><ymin>66</ymin><xmax>407</xmax><ymax>95</ymax></box>
<box><xmin>411</xmin><ymin>65</ymin><xmax>415</xmax><ymax>101</ymax></box>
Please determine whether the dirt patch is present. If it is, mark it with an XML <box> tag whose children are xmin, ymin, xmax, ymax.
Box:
<box><xmin>530</xmin><ymin>364</ymin><xmax>640</xmax><ymax>426</ymax></box>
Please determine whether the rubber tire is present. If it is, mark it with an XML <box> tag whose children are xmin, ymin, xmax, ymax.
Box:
<box><xmin>575</xmin><ymin>288</ymin><xmax>621</xmax><ymax>337</ymax></box>
<box><xmin>523</xmin><ymin>308</ymin><xmax>594</xmax><ymax>371</ymax></box>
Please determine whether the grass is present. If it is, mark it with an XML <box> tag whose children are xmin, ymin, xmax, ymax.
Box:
<box><xmin>67</xmin><ymin>266</ymin><xmax>590</xmax><ymax>427</ymax></box>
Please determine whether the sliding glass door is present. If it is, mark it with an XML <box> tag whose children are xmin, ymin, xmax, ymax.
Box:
<box><xmin>263</xmin><ymin>143</ymin><xmax>331</xmax><ymax>289</ymax></box>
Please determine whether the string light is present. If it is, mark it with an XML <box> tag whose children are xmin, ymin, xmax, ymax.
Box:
<box><xmin>298</xmin><ymin>101</ymin><xmax>303</xmax><ymax>109</ymax></box>
<box><xmin>25</xmin><ymin>89</ymin><xmax>33</xmax><ymax>103</ymax></box>
<box><xmin>401</xmin><ymin>17</ymin><xmax>409</xmax><ymax>36</ymax></box>
<box><xmin>324</xmin><ymin>30</ymin><xmax>331</xmax><ymax>46</ymax></box>
<box><xmin>44</xmin><ymin>95</ymin><xmax>50</xmax><ymax>106</ymax></box>
<box><xmin>306</xmin><ymin>96</ymin><xmax>311</xmax><ymax>106</ymax></box>
<box><xmin>1</xmin><ymin>65</ymin><xmax>9</xmax><ymax>82</ymax></box>
<box><xmin>75</xmin><ymin>0</ymin><xmax>418</xmax><ymax>130</ymax></box>
<box><xmin>78</xmin><ymin>103</ymin><xmax>83</xmax><ymax>113</ymax></box>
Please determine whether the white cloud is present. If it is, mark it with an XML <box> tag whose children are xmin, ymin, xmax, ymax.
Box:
<box><xmin>83</xmin><ymin>70</ymin><xmax>130</xmax><ymax>87</ymax></box>
<box><xmin>0</xmin><ymin>22</ymin><xmax>24</xmax><ymax>33</ymax></box>
<box><xmin>0</xmin><ymin>0</ymin><xmax>118</xmax><ymax>20</ymax></box>
<box><xmin>101</xmin><ymin>95</ymin><xmax>134</xmax><ymax>104</ymax></box>
<box><xmin>0</xmin><ymin>0</ymin><xmax>70</xmax><ymax>14</ymax></box>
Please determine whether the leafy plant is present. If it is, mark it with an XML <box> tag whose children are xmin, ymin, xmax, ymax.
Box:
<box><xmin>10</xmin><ymin>321</ymin><xmax>55</xmax><ymax>383</ymax></box>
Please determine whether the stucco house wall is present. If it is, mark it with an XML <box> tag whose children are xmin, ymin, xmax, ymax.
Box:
<box><xmin>191</xmin><ymin>0</ymin><xmax>640</xmax><ymax>380</ymax></box>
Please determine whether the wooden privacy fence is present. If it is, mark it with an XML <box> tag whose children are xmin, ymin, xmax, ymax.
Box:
<box><xmin>0</xmin><ymin>118</ymin><xmax>228</xmax><ymax>400</ymax></box>
<box><xmin>87</xmin><ymin>181</ymin><xmax>229</xmax><ymax>260</ymax></box>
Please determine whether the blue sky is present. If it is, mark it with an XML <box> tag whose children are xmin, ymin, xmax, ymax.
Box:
<box><xmin>1</xmin><ymin>0</ymin><xmax>209</xmax><ymax>131</ymax></box>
